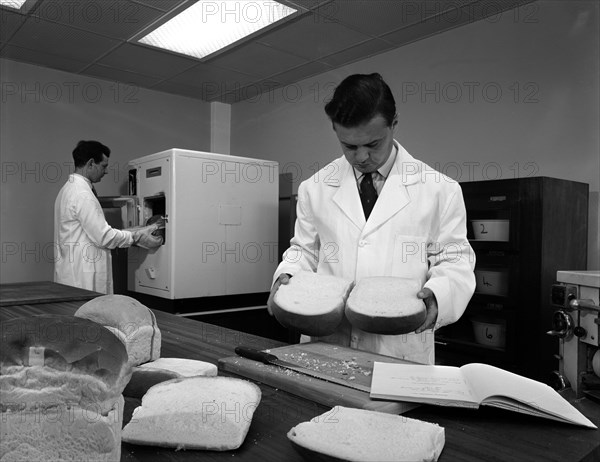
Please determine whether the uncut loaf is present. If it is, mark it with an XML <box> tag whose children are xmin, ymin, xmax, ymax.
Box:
<box><xmin>75</xmin><ymin>294</ymin><xmax>161</xmax><ymax>366</ymax></box>
<box><xmin>345</xmin><ymin>277</ymin><xmax>427</xmax><ymax>335</ymax></box>
<box><xmin>288</xmin><ymin>406</ymin><xmax>445</xmax><ymax>462</ymax></box>
<box><xmin>272</xmin><ymin>271</ymin><xmax>353</xmax><ymax>336</ymax></box>
<box><xmin>0</xmin><ymin>315</ymin><xmax>132</xmax><ymax>462</ymax></box>
<box><xmin>122</xmin><ymin>376</ymin><xmax>262</xmax><ymax>451</ymax></box>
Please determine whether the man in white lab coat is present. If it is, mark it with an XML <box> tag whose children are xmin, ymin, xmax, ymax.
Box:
<box><xmin>54</xmin><ymin>140</ymin><xmax>162</xmax><ymax>294</ymax></box>
<box><xmin>269</xmin><ymin>74</ymin><xmax>476</xmax><ymax>364</ymax></box>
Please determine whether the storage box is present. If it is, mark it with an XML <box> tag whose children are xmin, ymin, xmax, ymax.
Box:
<box><xmin>471</xmin><ymin>219</ymin><xmax>509</xmax><ymax>241</ymax></box>
<box><xmin>471</xmin><ymin>318</ymin><xmax>506</xmax><ymax>349</ymax></box>
<box><xmin>475</xmin><ymin>269</ymin><xmax>509</xmax><ymax>296</ymax></box>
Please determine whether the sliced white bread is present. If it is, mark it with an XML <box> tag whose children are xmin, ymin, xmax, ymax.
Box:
<box><xmin>124</xmin><ymin>358</ymin><xmax>218</xmax><ymax>399</ymax></box>
<box><xmin>345</xmin><ymin>277</ymin><xmax>427</xmax><ymax>335</ymax></box>
<box><xmin>287</xmin><ymin>406</ymin><xmax>445</xmax><ymax>462</ymax></box>
<box><xmin>122</xmin><ymin>376</ymin><xmax>262</xmax><ymax>451</ymax></box>
<box><xmin>272</xmin><ymin>271</ymin><xmax>353</xmax><ymax>336</ymax></box>
<box><xmin>0</xmin><ymin>315</ymin><xmax>131</xmax><ymax>462</ymax></box>
<box><xmin>75</xmin><ymin>295</ymin><xmax>161</xmax><ymax>366</ymax></box>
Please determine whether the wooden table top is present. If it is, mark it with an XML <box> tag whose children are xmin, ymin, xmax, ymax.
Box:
<box><xmin>0</xmin><ymin>280</ymin><xmax>101</xmax><ymax>306</ymax></box>
<box><xmin>1</xmin><ymin>282</ymin><xmax>599</xmax><ymax>462</ymax></box>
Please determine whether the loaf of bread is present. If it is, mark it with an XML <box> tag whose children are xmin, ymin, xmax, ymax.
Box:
<box><xmin>122</xmin><ymin>376</ymin><xmax>261</xmax><ymax>451</ymax></box>
<box><xmin>124</xmin><ymin>358</ymin><xmax>218</xmax><ymax>400</ymax></box>
<box><xmin>345</xmin><ymin>277</ymin><xmax>427</xmax><ymax>335</ymax></box>
<box><xmin>0</xmin><ymin>314</ymin><xmax>132</xmax><ymax>462</ymax></box>
<box><xmin>288</xmin><ymin>406</ymin><xmax>445</xmax><ymax>462</ymax></box>
<box><xmin>75</xmin><ymin>294</ymin><xmax>161</xmax><ymax>366</ymax></box>
<box><xmin>273</xmin><ymin>271</ymin><xmax>353</xmax><ymax>336</ymax></box>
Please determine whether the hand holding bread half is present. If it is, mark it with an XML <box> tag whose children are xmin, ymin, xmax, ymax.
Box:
<box><xmin>345</xmin><ymin>277</ymin><xmax>427</xmax><ymax>335</ymax></box>
<box><xmin>287</xmin><ymin>406</ymin><xmax>445</xmax><ymax>462</ymax></box>
<box><xmin>0</xmin><ymin>314</ymin><xmax>132</xmax><ymax>462</ymax></box>
<box><xmin>271</xmin><ymin>271</ymin><xmax>353</xmax><ymax>336</ymax></box>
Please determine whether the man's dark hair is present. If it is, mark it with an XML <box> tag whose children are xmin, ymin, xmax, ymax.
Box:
<box><xmin>324</xmin><ymin>73</ymin><xmax>396</xmax><ymax>128</ymax></box>
<box><xmin>72</xmin><ymin>140</ymin><xmax>110</xmax><ymax>167</ymax></box>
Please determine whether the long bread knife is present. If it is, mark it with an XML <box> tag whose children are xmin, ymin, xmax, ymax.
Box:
<box><xmin>234</xmin><ymin>346</ymin><xmax>371</xmax><ymax>393</ymax></box>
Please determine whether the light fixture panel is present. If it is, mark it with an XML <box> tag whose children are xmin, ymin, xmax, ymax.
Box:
<box><xmin>137</xmin><ymin>0</ymin><xmax>297</xmax><ymax>60</ymax></box>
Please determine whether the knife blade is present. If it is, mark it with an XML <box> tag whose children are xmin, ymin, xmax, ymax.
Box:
<box><xmin>234</xmin><ymin>346</ymin><xmax>371</xmax><ymax>392</ymax></box>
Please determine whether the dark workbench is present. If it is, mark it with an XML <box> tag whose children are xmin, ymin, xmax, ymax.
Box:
<box><xmin>1</xmin><ymin>282</ymin><xmax>599</xmax><ymax>462</ymax></box>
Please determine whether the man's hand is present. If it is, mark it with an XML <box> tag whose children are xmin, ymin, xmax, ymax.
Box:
<box><xmin>415</xmin><ymin>287</ymin><xmax>438</xmax><ymax>333</ymax></box>
<box><xmin>133</xmin><ymin>225</ymin><xmax>163</xmax><ymax>249</ymax></box>
<box><xmin>266</xmin><ymin>273</ymin><xmax>292</xmax><ymax>316</ymax></box>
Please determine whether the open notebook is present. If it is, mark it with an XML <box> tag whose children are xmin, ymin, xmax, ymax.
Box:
<box><xmin>370</xmin><ymin>362</ymin><xmax>597</xmax><ymax>429</ymax></box>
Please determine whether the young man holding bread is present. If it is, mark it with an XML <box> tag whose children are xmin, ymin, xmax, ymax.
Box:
<box><xmin>268</xmin><ymin>73</ymin><xmax>476</xmax><ymax>365</ymax></box>
<box><xmin>54</xmin><ymin>140</ymin><xmax>162</xmax><ymax>294</ymax></box>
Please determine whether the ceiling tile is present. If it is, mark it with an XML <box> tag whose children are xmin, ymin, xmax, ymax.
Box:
<box><xmin>96</xmin><ymin>43</ymin><xmax>198</xmax><ymax>79</ymax></box>
<box><xmin>0</xmin><ymin>44</ymin><xmax>88</xmax><ymax>74</ymax></box>
<box><xmin>268</xmin><ymin>60</ymin><xmax>332</xmax><ymax>86</ymax></box>
<box><xmin>381</xmin><ymin>6</ymin><xmax>474</xmax><ymax>46</ymax></box>
<box><xmin>10</xmin><ymin>18</ymin><xmax>120</xmax><ymax>63</ymax></box>
<box><xmin>319</xmin><ymin>38</ymin><xmax>395</xmax><ymax>67</ymax></box>
<box><xmin>207</xmin><ymin>42</ymin><xmax>309</xmax><ymax>79</ymax></box>
<box><xmin>167</xmin><ymin>63</ymin><xmax>260</xmax><ymax>92</ymax></box>
<box><xmin>311</xmin><ymin>0</ymin><xmax>439</xmax><ymax>37</ymax></box>
<box><xmin>257</xmin><ymin>11</ymin><xmax>372</xmax><ymax>60</ymax></box>
<box><xmin>150</xmin><ymin>80</ymin><xmax>212</xmax><ymax>100</ymax></box>
<box><xmin>0</xmin><ymin>9</ymin><xmax>26</xmax><ymax>43</ymax></box>
<box><xmin>83</xmin><ymin>64</ymin><xmax>163</xmax><ymax>88</ymax></box>
<box><xmin>28</xmin><ymin>0</ymin><xmax>167</xmax><ymax>40</ymax></box>
<box><xmin>130</xmin><ymin>0</ymin><xmax>189</xmax><ymax>12</ymax></box>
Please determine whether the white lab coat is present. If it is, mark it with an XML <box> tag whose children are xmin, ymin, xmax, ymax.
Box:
<box><xmin>54</xmin><ymin>174</ymin><xmax>133</xmax><ymax>294</ymax></box>
<box><xmin>275</xmin><ymin>141</ymin><xmax>476</xmax><ymax>364</ymax></box>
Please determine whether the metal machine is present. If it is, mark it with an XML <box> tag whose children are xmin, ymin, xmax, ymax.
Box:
<box><xmin>548</xmin><ymin>270</ymin><xmax>600</xmax><ymax>400</ymax></box>
<box><xmin>125</xmin><ymin>148</ymin><xmax>279</xmax><ymax>301</ymax></box>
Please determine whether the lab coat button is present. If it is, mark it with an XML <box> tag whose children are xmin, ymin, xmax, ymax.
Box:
<box><xmin>358</xmin><ymin>240</ymin><xmax>366</xmax><ymax>247</ymax></box>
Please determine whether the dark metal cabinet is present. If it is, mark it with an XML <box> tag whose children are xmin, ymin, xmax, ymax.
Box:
<box><xmin>435</xmin><ymin>177</ymin><xmax>589</xmax><ymax>383</ymax></box>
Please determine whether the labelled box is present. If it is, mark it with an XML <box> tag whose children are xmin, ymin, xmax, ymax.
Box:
<box><xmin>471</xmin><ymin>219</ymin><xmax>510</xmax><ymax>241</ymax></box>
<box><xmin>475</xmin><ymin>269</ymin><xmax>509</xmax><ymax>296</ymax></box>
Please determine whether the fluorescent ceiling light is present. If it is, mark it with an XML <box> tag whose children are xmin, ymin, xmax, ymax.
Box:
<box><xmin>138</xmin><ymin>1</ymin><xmax>297</xmax><ymax>60</ymax></box>
<box><xmin>0</xmin><ymin>0</ymin><xmax>27</xmax><ymax>9</ymax></box>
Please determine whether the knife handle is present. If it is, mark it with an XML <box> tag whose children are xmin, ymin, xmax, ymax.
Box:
<box><xmin>235</xmin><ymin>346</ymin><xmax>278</xmax><ymax>364</ymax></box>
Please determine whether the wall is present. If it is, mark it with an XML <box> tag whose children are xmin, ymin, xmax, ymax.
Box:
<box><xmin>231</xmin><ymin>0</ymin><xmax>599</xmax><ymax>270</ymax></box>
<box><xmin>0</xmin><ymin>59</ymin><xmax>212</xmax><ymax>283</ymax></box>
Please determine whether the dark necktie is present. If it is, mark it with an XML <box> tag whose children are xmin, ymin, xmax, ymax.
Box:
<box><xmin>360</xmin><ymin>172</ymin><xmax>378</xmax><ymax>220</ymax></box>
<box><xmin>91</xmin><ymin>185</ymin><xmax>98</xmax><ymax>197</ymax></box>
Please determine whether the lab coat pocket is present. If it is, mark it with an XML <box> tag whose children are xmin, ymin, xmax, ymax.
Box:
<box><xmin>391</xmin><ymin>233</ymin><xmax>428</xmax><ymax>280</ymax></box>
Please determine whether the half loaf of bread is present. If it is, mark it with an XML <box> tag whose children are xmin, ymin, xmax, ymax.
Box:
<box><xmin>288</xmin><ymin>406</ymin><xmax>445</xmax><ymax>462</ymax></box>
<box><xmin>75</xmin><ymin>294</ymin><xmax>161</xmax><ymax>366</ymax></box>
<box><xmin>124</xmin><ymin>358</ymin><xmax>218</xmax><ymax>400</ymax></box>
<box><xmin>345</xmin><ymin>277</ymin><xmax>427</xmax><ymax>335</ymax></box>
<box><xmin>122</xmin><ymin>376</ymin><xmax>261</xmax><ymax>451</ymax></box>
<box><xmin>0</xmin><ymin>315</ymin><xmax>131</xmax><ymax>462</ymax></box>
<box><xmin>272</xmin><ymin>271</ymin><xmax>353</xmax><ymax>336</ymax></box>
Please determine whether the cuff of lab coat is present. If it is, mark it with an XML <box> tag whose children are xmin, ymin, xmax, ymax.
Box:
<box><xmin>423</xmin><ymin>276</ymin><xmax>451</xmax><ymax>329</ymax></box>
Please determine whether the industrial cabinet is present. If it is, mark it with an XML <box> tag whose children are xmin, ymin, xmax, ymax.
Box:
<box><xmin>435</xmin><ymin>177</ymin><xmax>589</xmax><ymax>383</ymax></box>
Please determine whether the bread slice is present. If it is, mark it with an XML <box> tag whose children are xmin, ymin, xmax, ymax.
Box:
<box><xmin>122</xmin><ymin>376</ymin><xmax>262</xmax><ymax>451</ymax></box>
<box><xmin>273</xmin><ymin>271</ymin><xmax>353</xmax><ymax>336</ymax></box>
<box><xmin>75</xmin><ymin>295</ymin><xmax>161</xmax><ymax>366</ymax></box>
<box><xmin>124</xmin><ymin>358</ymin><xmax>218</xmax><ymax>400</ymax></box>
<box><xmin>287</xmin><ymin>406</ymin><xmax>445</xmax><ymax>462</ymax></box>
<box><xmin>345</xmin><ymin>277</ymin><xmax>427</xmax><ymax>335</ymax></box>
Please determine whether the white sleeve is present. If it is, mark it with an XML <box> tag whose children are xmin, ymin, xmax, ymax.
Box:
<box><xmin>74</xmin><ymin>190</ymin><xmax>134</xmax><ymax>249</ymax></box>
<box><xmin>424</xmin><ymin>184</ymin><xmax>476</xmax><ymax>328</ymax></box>
<box><xmin>272</xmin><ymin>181</ymin><xmax>320</xmax><ymax>284</ymax></box>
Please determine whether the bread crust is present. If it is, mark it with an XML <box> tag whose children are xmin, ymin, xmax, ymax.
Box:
<box><xmin>273</xmin><ymin>271</ymin><xmax>352</xmax><ymax>336</ymax></box>
<box><xmin>345</xmin><ymin>277</ymin><xmax>427</xmax><ymax>335</ymax></box>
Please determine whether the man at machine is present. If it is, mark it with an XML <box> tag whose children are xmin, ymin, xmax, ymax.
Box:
<box><xmin>54</xmin><ymin>140</ymin><xmax>163</xmax><ymax>295</ymax></box>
